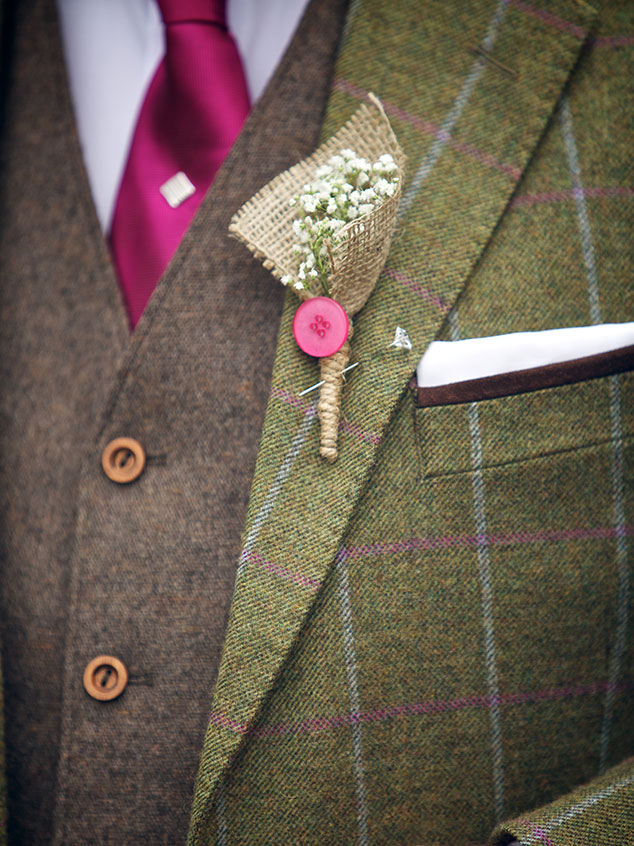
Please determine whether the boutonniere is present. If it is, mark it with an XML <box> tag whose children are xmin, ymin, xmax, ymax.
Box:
<box><xmin>230</xmin><ymin>94</ymin><xmax>405</xmax><ymax>461</ymax></box>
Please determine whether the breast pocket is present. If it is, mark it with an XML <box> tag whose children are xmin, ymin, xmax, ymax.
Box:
<box><xmin>415</xmin><ymin>345</ymin><xmax>634</xmax><ymax>478</ymax></box>
<box><xmin>411</xmin><ymin>350</ymin><xmax>634</xmax><ymax>777</ymax></box>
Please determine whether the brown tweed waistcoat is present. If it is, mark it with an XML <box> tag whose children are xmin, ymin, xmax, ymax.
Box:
<box><xmin>0</xmin><ymin>0</ymin><xmax>349</xmax><ymax>842</ymax></box>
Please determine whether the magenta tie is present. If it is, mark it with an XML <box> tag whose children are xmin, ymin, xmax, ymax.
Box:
<box><xmin>110</xmin><ymin>0</ymin><xmax>250</xmax><ymax>328</ymax></box>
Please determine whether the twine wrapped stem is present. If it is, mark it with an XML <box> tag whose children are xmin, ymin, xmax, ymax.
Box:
<box><xmin>318</xmin><ymin>324</ymin><xmax>353</xmax><ymax>461</ymax></box>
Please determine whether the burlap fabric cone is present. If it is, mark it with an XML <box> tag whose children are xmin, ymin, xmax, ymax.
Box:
<box><xmin>230</xmin><ymin>94</ymin><xmax>405</xmax><ymax>459</ymax></box>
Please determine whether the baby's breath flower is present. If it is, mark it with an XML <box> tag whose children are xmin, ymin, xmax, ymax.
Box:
<box><xmin>284</xmin><ymin>148</ymin><xmax>399</xmax><ymax>293</ymax></box>
<box><xmin>351</xmin><ymin>157</ymin><xmax>371</xmax><ymax>171</ymax></box>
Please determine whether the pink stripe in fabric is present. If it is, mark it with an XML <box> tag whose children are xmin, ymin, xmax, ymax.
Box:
<box><xmin>383</xmin><ymin>267</ymin><xmax>451</xmax><ymax>312</ymax></box>
<box><xmin>208</xmin><ymin>711</ymin><xmax>248</xmax><ymax>734</ymax></box>
<box><xmin>271</xmin><ymin>387</ymin><xmax>379</xmax><ymax>445</ymax></box>
<box><xmin>270</xmin><ymin>386</ymin><xmax>313</xmax><ymax>413</ymax></box>
<box><xmin>248</xmin><ymin>679</ymin><xmax>634</xmax><ymax>739</ymax></box>
<box><xmin>518</xmin><ymin>821</ymin><xmax>555</xmax><ymax>846</ymax></box>
<box><xmin>242</xmin><ymin>550</ymin><xmax>321</xmax><ymax>591</ymax></box>
<box><xmin>508</xmin><ymin>0</ymin><xmax>587</xmax><ymax>39</ymax></box>
<box><xmin>209</xmin><ymin>679</ymin><xmax>622</xmax><ymax>738</ymax></box>
<box><xmin>341</xmin><ymin>524</ymin><xmax>634</xmax><ymax>560</ymax></box>
<box><xmin>591</xmin><ymin>34</ymin><xmax>634</xmax><ymax>48</ymax></box>
<box><xmin>333</xmin><ymin>78</ymin><xmax>521</xmax><ymax>180</ymax></box>
<box><xmin>512</xmin><ymin>186</ymin><xmax>634</xmax><ymax>207</ymax></box>
<box><xmin>340</xmin><ymin>419</ymin><xmax>380</xmax><ymax>445</ymax></box>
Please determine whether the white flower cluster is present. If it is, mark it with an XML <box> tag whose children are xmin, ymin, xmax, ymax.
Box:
<box><xmin>280</xmin><ymin>149</ymin><xmax>399</xmax><ymax>294</ymax></box>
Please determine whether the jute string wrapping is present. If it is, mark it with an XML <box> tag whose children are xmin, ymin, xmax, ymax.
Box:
<box><xmin>229</xmin><ymin>95</ymin><xmax>405</xmax><ymax>460</ymax></box>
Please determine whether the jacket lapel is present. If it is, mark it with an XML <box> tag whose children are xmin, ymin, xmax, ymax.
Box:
<box><xmin>189</xmin><ymin>0</ymin><xmax>597</xmax><ymax>838</ymax></box>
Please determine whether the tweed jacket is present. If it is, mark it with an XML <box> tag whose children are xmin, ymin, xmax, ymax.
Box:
<box><xmin>1</xmin><ymin>0</ymin><xmax>633</xmax><ymax>844</ymax></box>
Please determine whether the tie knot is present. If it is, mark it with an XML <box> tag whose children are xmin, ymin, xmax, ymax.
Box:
<box><xmin>157</xmin><ymin>0</ymin><xmax>226</xmax><ymax>27</ymax></box>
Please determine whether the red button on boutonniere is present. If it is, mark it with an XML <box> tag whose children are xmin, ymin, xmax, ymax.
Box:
<box><xmin>292</xmin><ymin>296</ymin><xmax>349</xmax><ymax>358</ymax></box>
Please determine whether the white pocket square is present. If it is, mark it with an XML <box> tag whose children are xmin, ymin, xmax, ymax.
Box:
<box><xmin>417</xmin><ymin>322</ymin><xmax>634</xmax><ymax>388</ymax></box>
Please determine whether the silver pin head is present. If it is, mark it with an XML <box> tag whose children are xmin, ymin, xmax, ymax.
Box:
<box><xmin>389</xmin><ymin>326</ymin><xmax>413</xmax><ymax>350</ymax></box>
<box><xmin>160</xmin><ymin>171</ymin><xmax>196</xmax><ymax>208</ymax></box>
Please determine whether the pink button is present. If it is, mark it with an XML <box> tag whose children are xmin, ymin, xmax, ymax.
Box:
<box><xmin>292</xmin><ymin>297</ymin><xmax>349</xmax><ymax>358</ymax></box>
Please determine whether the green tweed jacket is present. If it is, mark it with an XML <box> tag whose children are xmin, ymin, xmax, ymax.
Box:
<box><xmin>187</xmin><ymin>1</ymin><xmax>634</xmax><ymax>844</ymax></box>
<box><xmin>0</xmin><ymin>0</ymin><xmax>633</xmax><ymax>844</ymax></box>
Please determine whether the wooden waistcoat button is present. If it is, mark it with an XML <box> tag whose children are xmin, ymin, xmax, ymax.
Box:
<box><xmin>101</xmin><ymin>437</ymin><xmax>146</xmax><ymax>483</ymax></box>
<box><xmin>83</xmin><ymin>655</ymin><xmax>129</xmax><ymax>701</ymax></box>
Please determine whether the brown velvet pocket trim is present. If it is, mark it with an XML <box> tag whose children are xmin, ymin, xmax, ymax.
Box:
<box><xmin>416</xmin><ymin>343</ymin><xmax>634</xmax><ymax>407</ymax></box>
